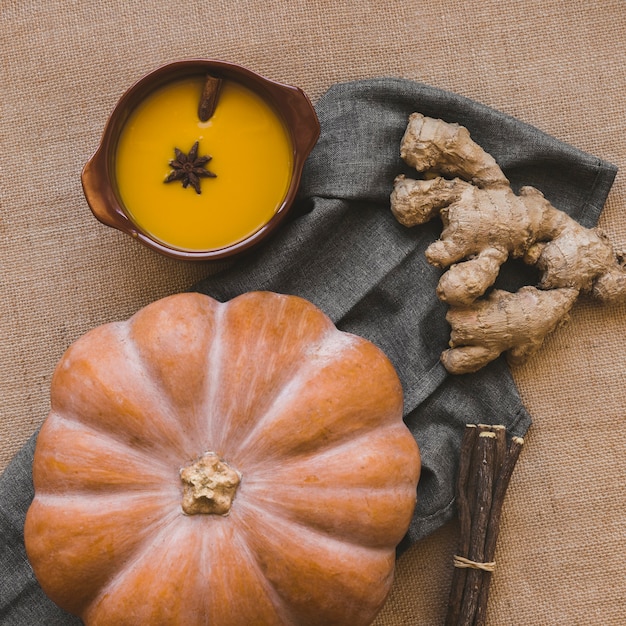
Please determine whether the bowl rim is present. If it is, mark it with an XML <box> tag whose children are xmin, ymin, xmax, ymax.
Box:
<box><xmin>81</xmin><ymin>59</ymin><xmax>320</xmax><ymax>261</ymax></box>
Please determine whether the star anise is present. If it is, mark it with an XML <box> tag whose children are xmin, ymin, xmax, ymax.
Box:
<box><xmin>164</xmin><ymin>141</ymin><xmax>216</xmax><ymax>194</ymax></box>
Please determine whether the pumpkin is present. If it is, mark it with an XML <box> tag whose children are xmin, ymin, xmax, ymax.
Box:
<box><xmin>24</xmin><ymin>291</ymin><xmax>420</xmax><ymax>626</ymax></box>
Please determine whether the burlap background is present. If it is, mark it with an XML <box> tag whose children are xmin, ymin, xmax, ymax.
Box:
<box><xmin>1</xmin><ymin>1</ymin><xmax>625</xmax><ymax>624</ymax></box>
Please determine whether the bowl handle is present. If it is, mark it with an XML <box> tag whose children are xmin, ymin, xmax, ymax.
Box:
<box><xmin>81</xmin><ymin>148</ymin><xmax>133</xmax><ymax>233</ymax></box>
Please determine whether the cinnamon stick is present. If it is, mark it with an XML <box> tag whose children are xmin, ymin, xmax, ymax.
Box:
<box><xmin>198</xmin><ymin>74</ymin><xmax>222</xmax><ymax>122</ymax></box>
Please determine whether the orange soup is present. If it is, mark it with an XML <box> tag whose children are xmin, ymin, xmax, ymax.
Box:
<box><xmin>115</xmin><ymin>77</ymin><xmax>293</xmax><ymax>252</ymax></box>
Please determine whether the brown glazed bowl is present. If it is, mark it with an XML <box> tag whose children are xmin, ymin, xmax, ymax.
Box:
<box><xmin>81</xmin><ymin>59</ymin><xmax>320</xmax><ymax>261</ymax></box>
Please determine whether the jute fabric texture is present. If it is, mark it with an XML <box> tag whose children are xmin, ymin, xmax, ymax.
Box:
<box><xmin>1</xmin><ymin>1</ymin><xmax>625</xmax><ymax>624</ymax></box>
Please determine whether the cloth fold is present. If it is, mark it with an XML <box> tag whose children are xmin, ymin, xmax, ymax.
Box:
<box><xmin>0</xmin><ymin>78</ymin><xmax>617</xmax><ymax>624</ymax></box>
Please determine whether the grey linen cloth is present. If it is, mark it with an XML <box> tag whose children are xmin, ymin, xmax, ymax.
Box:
<box><xmin>0</xmin><ymin>78</ymin><xmax>617</xmax><ymax>624</ymax></box>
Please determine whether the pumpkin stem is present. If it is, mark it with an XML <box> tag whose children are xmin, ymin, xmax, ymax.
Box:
<box><xmin>180</xmin><ymin>452</ymin><xmax>241</xmax><ymax>516</ymax></box>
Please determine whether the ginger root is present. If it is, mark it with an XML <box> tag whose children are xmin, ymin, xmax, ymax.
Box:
<box><xmin>391</xmin><ymin>113</ymin><xmax>626</xmax><ymax>374</ymax></box>
<box><xmin>443</xmin><ymin>286</ymin><xmax>578</xmax><ymax>374</ymax></box>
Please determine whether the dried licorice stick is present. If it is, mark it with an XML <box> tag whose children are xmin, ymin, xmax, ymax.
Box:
<box><xmin>445</xmin><ymin>424</ymin><xmax>477</xmax><ymax>626</ymax></box>
<box><xmin>446</xmin><ymin>424</ymin><xmax>524</xmax><ymax>625</ymax></box>
<box><xmin>459</xmin><ymin>427</ymin><xmax>497</xmax><ymax>624</ymax></box>
<box><xmin>473</xmin><ymin>434</ymin><xmax>524</xmax><ymax>626</ymax></box>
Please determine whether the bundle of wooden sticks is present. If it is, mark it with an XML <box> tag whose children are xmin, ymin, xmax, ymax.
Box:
<box><xmin>446</xmin><ymin>423</ymin><xmax>524</xmax><ymax>625</ymax></box>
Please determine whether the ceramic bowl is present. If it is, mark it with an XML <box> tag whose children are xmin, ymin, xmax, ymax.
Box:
<box><xmin>81</xmin><ymin>59</ymin><xmax>320</xmax><ymax>260</ymax></box>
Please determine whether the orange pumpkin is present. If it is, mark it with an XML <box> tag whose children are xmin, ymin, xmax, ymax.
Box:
<box><xmin>24</xmin><ymin>291</ymin><xmax>420</xmax><ymax>625</ymax></box>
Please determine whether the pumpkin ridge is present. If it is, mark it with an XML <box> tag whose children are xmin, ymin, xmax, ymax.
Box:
<box><xmin>242</xmin><ymin>422</ymin><xmax>418</xmax><ymax>473</ymax></box>
<box><xmin>46</xmin><ymin>405</ymin><xmax>186</xmax><ymax>479</ymax></box>
<box><xmin>120</xmin><ymin>320</ymin><xmax>209</xmax><ymax>459</ymax></box>
<box><xmin>243</xmin><ymin>483</ymin><xmax>418</xmax><ymax>549</ymax></box>
<box><xmin>51</xmin><ymin>321</ymin><xmax>192</xmax><ymax>462</ymax></box>
<box><xmin>232</xmin><ymin>340</ymin><xmax>404</xmax><ymax>470</ymax></box>
<box><xmin>230</xmin><ymin>329</ymin><xmax>369</xmax><ymax>465</ymax></box>
<box><xmin>82</xmin><ymin>508</ymin><xmax>187</xmax><ymax>622</ymax></box>
<box><xmin>243</xmin><ymin>421</ymin><xmax>414</xmax><ymax>476</ymax></box>
<box><xmin>25</xmin><ymin>497</ymin><xmax>181</xmax><ymax>617</ymax></box>
<box><xmin>33</xmin><ymin>412</ymin><xmax>180</xmax><ymax>494</ymax></box>
<box><xmin>242</xmin><ymin>499</ymin><xmax>398</xmax><ymax>554</ymax></box>
<box><xmin>195</xmin><ymin>299</ymin><xmax>228</xmax><ymax>452</ymax></box>
<box><xmin>223</xmin><ymin>519</ymin><xmax>300</xmax><ymax>626</ymax></box>
<box><xmin>128</xmin><ymin>293</ymin><xmax>228</xmax><ymax>458</ymax></box>
<box><xmin>236</xmin><ymin>499</ymin><xmax>395</xmax><ymax>625</ymax></box>
<box><xmin>230</xmin><ymin>348</ymin><xmax>331</xmax><ymax>461</ymax></box>
<box><xmin>240</xmin><ymin>425</ymin><xmax>418</xmax><ymax>549</ymax></box>
<box><xmin>205</xmin><ymin>292</ymin><xmax>337</xmax><ymax>457</ymax></box>
<box><xmin>32</xmin><ymin>488</ymin><xmax>178</xmax><ymax>507</ymax></box>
